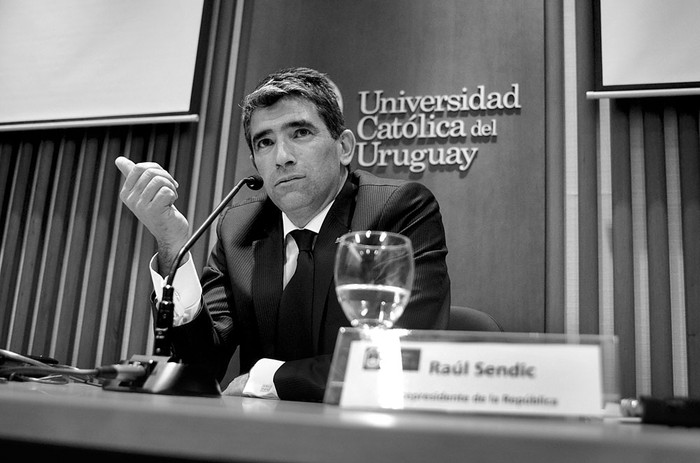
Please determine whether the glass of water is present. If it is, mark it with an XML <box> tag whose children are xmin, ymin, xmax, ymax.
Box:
<box><xmin>334</xmin><ymin>230</ymin><xmax>414</xmax><ymax>329</ymax></box>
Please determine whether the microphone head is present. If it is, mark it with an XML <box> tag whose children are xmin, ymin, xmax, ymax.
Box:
<box><xmin>245</xmin><ymin>174</ymin><xmax>264</xmax><ymax>190</ymax></box>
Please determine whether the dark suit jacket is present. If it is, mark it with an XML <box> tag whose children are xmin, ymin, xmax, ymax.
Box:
<box><xmin>170</xmin><ymin>170</ymin><xmax>450</xmax><ymax>402</ymax></box>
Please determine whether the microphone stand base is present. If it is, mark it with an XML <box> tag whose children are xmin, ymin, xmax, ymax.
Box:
<box><xmin>102</xmin><ymin>354</ymin><xmax>221</xmax><ymax>397</ymax></box>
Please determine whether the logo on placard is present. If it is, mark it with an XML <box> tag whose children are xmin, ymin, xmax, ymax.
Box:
<box><xmin>361</xmin><ymin>347</ymin><xmax>421</xmax><ymax>371</ymax></box>
<box><xmin>362</xmin><ymin>346</ymin><xmax>382</xmax><ymax>370</ymax></box>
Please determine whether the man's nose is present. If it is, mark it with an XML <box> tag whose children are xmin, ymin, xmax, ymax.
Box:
<box><xmin>275</xmin><ymin>140</ymin><xmax>296</xmax><ymax>166</ymax></box>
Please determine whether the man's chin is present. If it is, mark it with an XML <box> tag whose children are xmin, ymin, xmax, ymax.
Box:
<box><xmin>272</xmin><ymin>191</ymin><xmax>309</xmax><ymax>213</ymax></box>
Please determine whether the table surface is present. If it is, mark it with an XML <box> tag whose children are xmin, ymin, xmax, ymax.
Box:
<box><xmin>1</xmin><ymin>380</ymin><xmax>699</xmax><ymax>463</ymax></box>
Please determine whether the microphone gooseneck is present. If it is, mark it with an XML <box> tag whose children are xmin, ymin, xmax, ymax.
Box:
<box><xmin>153</xmin><ymin>174</ymin><xmax>264</xmax><ymax>356</ymax></box>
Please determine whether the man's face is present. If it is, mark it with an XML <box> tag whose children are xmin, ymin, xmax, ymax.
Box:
<box><xmin>249</xmin><ymin>97</ymin><xmax>353</xmax><ymax>225</ymax></box>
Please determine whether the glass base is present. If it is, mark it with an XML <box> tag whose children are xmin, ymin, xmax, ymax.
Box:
<box><xmin>351</xmin><ymin>319</ymin><xmax>393</xmax><ymax>329</ymax></box>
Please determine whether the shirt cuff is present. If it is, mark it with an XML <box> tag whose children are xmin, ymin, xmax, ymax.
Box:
<box><xmin>242</xmin><ymin>358</ymin><xmax>284</xmax><ymax>399</ymax></box>
<box><xmin>149</xmin><ymin>253</ymin><xmax>202</xmax><ymax>326</ymax></box>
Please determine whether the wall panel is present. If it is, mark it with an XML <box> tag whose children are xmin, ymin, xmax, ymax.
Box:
<box><xmin>677</xmin><ymin>103</ymin><xmax>700</xmax><ymax>396</ymax></box>
<box><xmin>609</xmin><ymin>99</ymin><xmax>636</xmax><ymax>397</ymax></box>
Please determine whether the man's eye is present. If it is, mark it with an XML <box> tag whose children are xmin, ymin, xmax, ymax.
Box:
<box><xmin>255</xmin><ymin>138</ymin><xmax>273</xmax><ymax>150</ymax></box>
<box><xmin>295</xmin><ymin>128</ymin><xmax>312</xmax><ymax>138</ymax></box>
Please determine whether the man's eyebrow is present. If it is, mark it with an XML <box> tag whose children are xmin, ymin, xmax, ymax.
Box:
<box><xmin>285</xmin><ymin>119</ymin><xmax>317</xmax><ymax>130</ymax></box>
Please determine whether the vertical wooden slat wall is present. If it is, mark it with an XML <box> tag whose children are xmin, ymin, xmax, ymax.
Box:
<box><xmin>610</xmin><ymin>98</ymin><xmax>700</xmax><ymax>398</ymax></box>
<box><xmin>0</xmin><ymin>0</ymin><xmax>698</xmax><ymax>400</ymax></box>
<box><xmin>595</xmin><ymin>96</ymin><xmax>700</xmax><ymax>399</ymax></box>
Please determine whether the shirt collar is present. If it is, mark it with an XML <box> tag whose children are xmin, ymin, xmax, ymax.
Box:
<box><xmin>282</xmin><ymin>199</ymin><xmax>334</xmax><ymax>237</ymax></box>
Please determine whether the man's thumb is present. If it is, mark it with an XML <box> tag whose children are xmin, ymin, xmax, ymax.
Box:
<box><xmin>115</xmin><ymin>156</ymin><xmax>135</xmax><ymax>177</ymax></box>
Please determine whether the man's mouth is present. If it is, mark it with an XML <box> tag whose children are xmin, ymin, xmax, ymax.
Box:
<box><xmin>275</xmin><ymin>174</ymin><xmax>304</xmax><ymax>187</ymax></box>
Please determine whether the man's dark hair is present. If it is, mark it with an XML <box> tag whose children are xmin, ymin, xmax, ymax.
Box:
<box><xmin>242</xmin><ymin>67</ymin><xmax>345</xmax><ymax>152</ymax></box>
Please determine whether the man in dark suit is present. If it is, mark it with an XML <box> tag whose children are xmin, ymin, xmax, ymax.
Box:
<box><xmin>116</xmin><ymin>67</ymin><xmax>450</xmax><ymax>402</ymax></box>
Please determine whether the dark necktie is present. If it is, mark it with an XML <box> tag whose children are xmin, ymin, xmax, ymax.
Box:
<box><xmin>275</xmin><ymin>229</ymin><xmax>316</xmax><ymax>360</ymax></box>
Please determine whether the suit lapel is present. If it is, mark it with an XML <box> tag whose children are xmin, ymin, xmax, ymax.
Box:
<box><xmin>311</xmin><ymin>177</ymin><xmax>357</xmax><ymax>350</ymax></box>
<box><xmin>251</xmin><ymin>210</ymin><xmax>284</xmax><ymax>358</ymax></box>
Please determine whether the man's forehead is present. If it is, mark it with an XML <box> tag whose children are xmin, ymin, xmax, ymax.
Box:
<box><xmin>250</xmin><ymin>97</ymin><xmax>322</xmax><ymax>132</ymax></box>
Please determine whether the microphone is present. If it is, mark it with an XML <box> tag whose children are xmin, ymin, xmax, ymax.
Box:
<box><xmin>103</xmin><ymin>174</ymin><xmax>263</xmax><ymax>397</ymax></box>
<box><xmin>154</xmin><ymin>174</ymin><xmax>264</xmax><ymax>356</ymax></box>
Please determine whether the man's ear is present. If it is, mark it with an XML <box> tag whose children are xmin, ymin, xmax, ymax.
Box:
<box><xmin>338</xmin><ymin>129</ymin><xmax>356</xmax><ymax>166</ymax></box>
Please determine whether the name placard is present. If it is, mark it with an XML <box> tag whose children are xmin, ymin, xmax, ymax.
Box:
<box><xmin>335</xmin><ymin>335</ymin><xmax>605</xmax><ymax>417</ymax></box>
